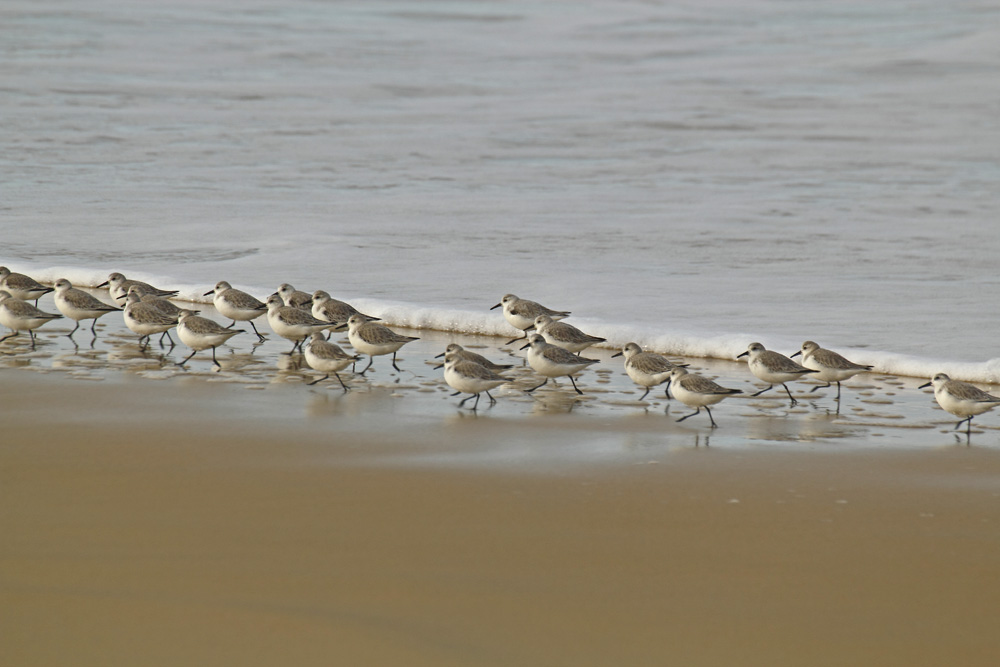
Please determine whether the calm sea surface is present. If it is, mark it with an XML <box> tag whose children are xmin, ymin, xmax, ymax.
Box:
<box><xmin>2</xmin><ymin>0</ymin><xmax>999</xmax><ymax>378</ymax></box>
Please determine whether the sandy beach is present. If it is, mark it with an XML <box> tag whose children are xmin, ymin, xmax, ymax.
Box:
<box><xmin>2</xmin><ymin>296</ymin><xmax>1000</xmax><ymax>666</ymax></box>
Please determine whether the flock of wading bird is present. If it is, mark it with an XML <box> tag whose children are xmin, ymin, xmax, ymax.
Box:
<box><xmin>2</xmin><ymin>267</ymin><xmax>999</xmax><ymax>434</ymax></box>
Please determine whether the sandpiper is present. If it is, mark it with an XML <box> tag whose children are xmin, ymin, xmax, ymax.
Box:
<box><xmin>668</xmin><ymin>367</ymin><xmax>742</xmax><ymax>428</ymax></box>
<box><xmin>520</xmin><ymin>333</ymin><xmax>598</xmax><ymax>395</ymax></box>
<box><xmin>346</xmin><ymin>314</ymin><xmax>418</xmax><ymax>374</ymax></box>
<box><xmin>52</xmin><ymin>278</ymin><xmax>121</xmax><ymax>339</ymax></box>
<box><xmin>175</xmin><ymin>311</ymin><xmax>244</xmax><ymax>368</ymax></box>
<box><xmin>303</xmin><ymin>332</ymin><xmax>360</xmax><ymax>390</ymax></box>
<box><xmin>737</xmin><ymin>342</ymin><xmax>817</xmax><ymax>406</ymax></box>
<box><xmin>791</xmin><ymin>341</ymin><xmax>872</xmax><ymax>401</ymax></box>
<box><xmin>491</xmin><ymin>294</ymin><xmax>570</xmax><ymax>345</ymax></box>
<box><xmin>99</xmin><ymin>272</ymin><xmax>178</xmax><ymax>303</ymax></box>
<box><xmin>612</xmin><ymin>342</ymin><xmax>684</xmax><ymax>400</ymax></box>
<box><xmin>434</xmin><ymin>343</ymin><xmax>513</xmax><ymax>371</ymax></box>
<box><xmin>919</xmin><ymin>373</ymin><xmax>1000</xmax><ymax>436</ymax></box>
<box><xmin>265</xmin><ymin>294</ymin><xmax>331</xmax><ymax>354</ymax></box>
<box><xmin>204</xmin><ymin>281</ymin><xmax>268</xmax><ymax>342</ymax></box>
<box><xmin>533</xmin><ymin>314</ymin><xmax>605</xmax><ymax>354</ymax></box>
<box><xmin>0</xmin><ymin>290</ymin><xmax>63</xmax><ymax>349</ymax></box>
<box><xmin>436</xmin><ymin>351</ymin><xmax>510</xmax><ymax>410</ymax></box>
<box><xmin>0</xmin><ymin>267</ymin><xmax>53</xmax><ymax>306</ymax></box>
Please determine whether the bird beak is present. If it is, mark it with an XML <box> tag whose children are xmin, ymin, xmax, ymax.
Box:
<box><xmin>202</xmin><ymin>289</ymin><xmax>214</xmax><ymax>296</ymax></box>
<box><xmin>790</xmin><ymin>350</ymin><xmax>801</xmax><ymax>358</ymax></box>
<box><xmin>96</xmin><ymin>280</ymin><xmax>109</xmax><ymax>288</ymax></box>
<box><xmin>490</xmin><ymin>303</ymin><xmax>501</xmax><ymax>310</ymax></box>
<box><xmin>918</xmin><ymin>381</ymin><xmax>932</xmax><ymax>389</ymax></box>
<box><xmin>736</xmin><ymin>351</ymin><xmax>748</xmax><ymax>359</ymax></box>
<box><xmin>433</xmin><ymin>363</ymin><xmax>444</xmax><ymax>370</ymax></box>
<box><xmin>434</xmin><ymin>352</ymin><xmax>445</xmax><ymax>359</ymax></box>
<box><xmin>519</xmin><ymin>342</ymin><xmax>531</xmax><ymax>350</ymax></box>
<box><xmin>611</xmin><ymin>351</ymin><xmax>623</xmax><ymax>358</ymax></box>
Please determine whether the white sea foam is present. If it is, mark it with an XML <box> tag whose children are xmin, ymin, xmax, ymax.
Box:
<box><xmin>10</xmin><ymin>260</ymin><xmax>1000</xmax><ymax>384</ymax></box>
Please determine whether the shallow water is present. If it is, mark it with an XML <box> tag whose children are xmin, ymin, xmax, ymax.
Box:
<box><xmin>3</xmin><ymin>0</ymin><xmax>999</xmax><ymax>380</ymax></box>
<box><xmin>4</xmin><ymin>289</ymin><xmax>997</xmax><ymax>460</ymax></box>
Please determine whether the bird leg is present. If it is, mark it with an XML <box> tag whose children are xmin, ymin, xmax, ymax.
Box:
<box><xmin>525</xmin><ymin>378</ymin><xmax>548</xmax><ymax>393</ymax></box>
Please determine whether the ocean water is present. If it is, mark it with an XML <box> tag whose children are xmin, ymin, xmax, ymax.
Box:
<box><xmin>3</xmin><ymin>0</ymin><xmax>999</xmax><ymax>381</ymax></box>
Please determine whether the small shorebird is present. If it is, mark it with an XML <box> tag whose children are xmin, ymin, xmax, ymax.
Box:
<box><xmin>668</xmin><ymin>367</ymin><xmax>742</xmax><ymax>428</ymax></box>
<box><xmin>919</xmin><ymin>373</ymin><xmax>1000</xmax><ymax>435</ymax></box>
<box><xmin>436</xmin><ymin>351</ymin><xmax>510</xmax><ymax>410</ymax></box>
<box><xmin>276</xmin><ymin>283</ymin><xmax>313</xmax><ymax>310</ymax></box>
<box><xmin>791</xmin><ymin>340</ymin><xmax>872</xmax><ymax>401</ymax></box>
<box><xmin>612</xmin><ymin>342</ymin><xmax>684</xmax><ymax>400</ymax></box>
<box><xmin>737</xmin><ymin>342</ymin><xmax>818</xmax><ymax>406</ymax></box>
<box><xmin>434</xmin><ymin>343</ymin><xmax>513</xmax><ymax>372</ymax></box>
<box><xmin>346</xmin><ymin>314</ymin><xmax>418</xmax><ymax>374</ymax></box>
<box><xmin>122</xmin><ymin>291</ymin><xmax>179</xmax><ymax>351</ymax></box>
<box><xmin>128</xmin><ymin>286</ymin><xmax>198</xmax><ymax>317</ymax></box>
<box><xmin>520</xmin><ymin>333</ymin><xmax>598</xmax><ymax>395</ymax></box>
<box><xmin>175</xmin><ymin>311</ymin><xmax>243</xmax><ymax>368</ymax></box>
<box><xmin>311</xmin><ymin>290</ymin><xmax>379</xmax><ymax>327</ymax></box>
<box><xmin>533</xmin><ymin>314</ymin><xmax>605</xmax><ymax>353</ymax></box>
<box><xmin>204</xmin><ymin>281</ymin><xmax>268</xmax><ymax>342</ymax></box>
<box><xmin>52</xmin><ymin>278</ymin><xmax>121</xmax><ymax>339</ymax></box>
<box><xmin>491</xmin><ymin>293</ymin><xmax>570</xmax><ymax>345</ymax></box>
<box><xmin>265</xmin><ymin>294</ymin><xmax>331</xmax><ymax>354</ymax></box>
<box><xmin>303</xmin><ymin>332</ymin><xmax>359</xmax><ymax>390</ymax></box>
<box><xmin>126</xmin><ymin>287</ymin><xmax>197</xmax><ymax>348</ymax></box>
<box><xmin>99</xmin><ymin>272</ymin><xmax>178</xmax><ymax>303</ymax></box>
<box><xmin>0</xmin><ymin>290</ymin><xmax>63</xmax><ymax>349</ymax></box>
<box><xmin>0</xmin><ymin>267</ymin><xmax>53</xmax><ymax>306</ymax></box>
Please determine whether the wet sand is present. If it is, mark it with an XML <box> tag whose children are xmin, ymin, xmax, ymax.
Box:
<box><xmin>3</xmin><ymin>294</ymin><xmax>1000</xmax><ymax>665</ymax></box>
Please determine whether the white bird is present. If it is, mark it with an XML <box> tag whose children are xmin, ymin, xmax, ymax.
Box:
<box><xmin>436</xmin><ymin>351</ymin><xmax>510</xmax><ymax>410</ymax></box>
<box><xmin>311</xmin><ymin>290</ymin><xmax>379</xmax><ymax>327</ymax></box>
<box><xmin>176</xmin><ymin>311</ymin><xmax>244</xmax><ymax>368</ymax></box>
<box><xmin>303</xmin><ymin>332</ymin><xmax>360</xmax><ymax>390</ymax></box>
<box><xmin>98</xmin><ymin>272</ymin><xmax>178</xmax><ymax>303</ymax></box>
<box><xmin>265</xmin><ymin>294</ymin><xmax>331</xmax><ymax>354</ymax></box>
<box><xmin>490</xmin><ymin>293</ymin><xmax>569</xmax><ymax>345</ymax></box>
<box><xmin>0</xmin><ymin>290</ymin><xmax>63</xmax><ymax>349</ymax></box>
<box><xmin>737</xmin><ymin>342</ymin><xmax>817</xmax><ymax>406</ymax></box>
<box><xmin>520</xmin><ymin>333</ymin><xmax>598</xmax><ymax>395</ymax></box>
<box><xmin>122</xmin><ymin>291</ymin><xmax>179</xmax><ymax>351</ymax></box>
<box><xmin>52</xmin><ymin>278</ymin><xmax>121</xmax><ymax>339</ymax></box>
<box><xmin>276</xmin><ymin>283</ymin><xmax>313</xmax><ymax>310</ymax></box>
<box><xmin>668</xmin><ymin>367</ymin><xmax>742</xmax><ymax>428</ymax></box>
<box><xmin>790</xmin><ymin>340</ymin><xmax>872</xmax><ymax>401</ymax></box>
<box><xmin>346</xmin><ymin>314</ymin><xmax>418</xmax><ymax>374</ymax></box>
<box><xmin>125</xmin><ymin>287</ymin><xmax>196</xmax><ymax>348</ymax></box>
<box><xmin>0</xmin><ymin>267</ymin><xmax>53</xmax><ymax>306</ymax></box>
<box><xmin>611</xmin><ymin>342</ymin><xmax>684</xmax><ymax>400</ymax></box>
<box><xmin>533</xmin><ymin>314</ymin><xmax>605</xmax><ymax>353</ymax></box>
<box><xmin>433</xmin><ymin>343</ymin><xmax>513</xmax><ymax>371</ymax></box>
<box><xmin>204</xmin><ymin>281</ymin><xmax>268</xmax><ymax>342</ymax></box>
<box><xmin>919</xmin><ymin>373</ymin><xmax>1000</xmax><ymax>435</ymax></box>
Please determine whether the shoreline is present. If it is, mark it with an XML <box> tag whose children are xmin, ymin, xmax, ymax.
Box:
<box><xmin>4</xmin><ymin>287</ymin><xmax>1000</xmax><ymax>456</ymax></box>
<box><xmin>2</xmin><ymin>274</ymin><xmax>999</xmax><ymax>383</ymax></box>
